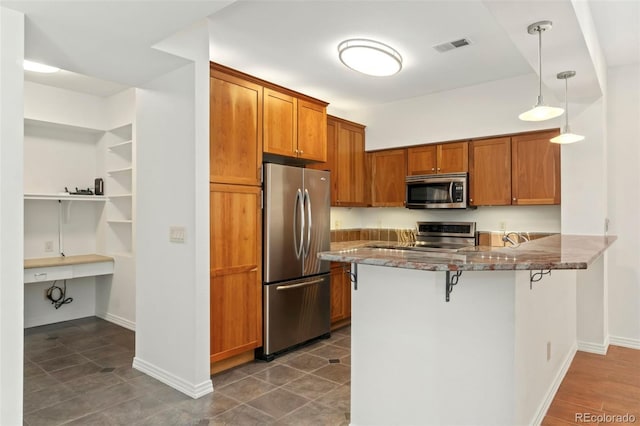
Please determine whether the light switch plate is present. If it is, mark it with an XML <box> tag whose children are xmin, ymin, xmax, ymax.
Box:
<box><xmin>169</xmin><ymin>226</ymin><xmax>186</xmax><ymax>243</ymax></box>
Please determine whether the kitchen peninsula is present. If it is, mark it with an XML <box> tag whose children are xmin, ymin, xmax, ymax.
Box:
<box><xmin>319</xmin><ymin>234</ymin><xmax>615</xmax><ymax>426</ymax></box>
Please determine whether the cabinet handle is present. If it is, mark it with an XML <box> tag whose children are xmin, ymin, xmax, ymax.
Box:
<box><xmin>513</xmin><ymin>198</ymin><xmax>517</xmax><ymax>201</ymax></box>
<box><xmin>299</xmin><ymin>150</ymin><xmax>304</xmax><ymax>155</ymax></box>
<box><xmin>431</xmin><ymin>168</ymin><xmax>435</xmax><ymax>171</ymax></box>
<box><xmin>437</xmin><ymin>168</ymin><xmax>441</xmax><ymax>171</ymax></box>
<box><xmin>469</xmin><ymin>198</ymin><xmax>473</xmax><ymax>203</ymax></box>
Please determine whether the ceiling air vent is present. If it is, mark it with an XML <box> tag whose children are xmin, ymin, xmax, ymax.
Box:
<box><xmin>433</xmin><ymin>38</ymin><xmax>471</xmax><ymax>53</ymax></box>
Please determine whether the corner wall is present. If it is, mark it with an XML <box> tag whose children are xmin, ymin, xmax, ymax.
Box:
<box><xmin>607</xmin><ymin>63</ymin><xmax>640</xmax><ymax>347</ymax></box>
<box><xmin>133</xmin><ymin>20</ymin><xmax>211</xmax><ymax>398</ymax></box>
<box><xmin>0</xmin><ymin>6</ymin><xmax>24</xmax><ymax>424</ymax></box>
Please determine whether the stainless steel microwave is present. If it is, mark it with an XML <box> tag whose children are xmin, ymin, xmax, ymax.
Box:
<box><xmin>405</xmin><ymin>172</ymin><xmax>469</xmax><ymax>209</ymax></box>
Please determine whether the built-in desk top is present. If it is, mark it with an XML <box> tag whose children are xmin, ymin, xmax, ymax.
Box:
<box><xmin>24</xmin><ymin>254</ymin><xmax>114</xmax><ymax>269</ymax></box>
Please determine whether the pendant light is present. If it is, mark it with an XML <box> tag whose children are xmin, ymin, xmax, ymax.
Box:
<box><xmin>518</xmin><ymin>21</ymin><xmax>564</xmax><ymax>122</ymax></box>
<box><xmin>550</xmin><ymin>71</ymin><xmax>585</xmax><ymax>144</ymax></box>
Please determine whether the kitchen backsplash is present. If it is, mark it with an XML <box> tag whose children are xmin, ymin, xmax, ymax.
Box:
<box><xmin>330</xmin><ymin>205</ymin><xmax>561</xmax><ymax>233</ymax></box>
<box><xmin>331</xmin><ymin>228</ymin><xmax>415</xmax><ymax>243</ymax></box>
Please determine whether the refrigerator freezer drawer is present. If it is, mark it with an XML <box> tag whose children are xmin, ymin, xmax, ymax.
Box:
<box><xmin>263</xmin><ymin>274</ymin><xmax>330</xmax><ymax>356</ymax></box>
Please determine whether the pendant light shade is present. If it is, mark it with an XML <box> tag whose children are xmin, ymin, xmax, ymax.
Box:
<box><xmin>338</xmin><ymin>39</ymin><xmax>402</xmax><ymax>77</ymax></box>
<box><xmin>550</xmin><ymin>70</ymin><xmax>585</xmax><ymax>144</ymax></box>
<box><xmin>519</xmin><ymin>21</ymin><xmax>564</xmax><ymax>122</ymax></box>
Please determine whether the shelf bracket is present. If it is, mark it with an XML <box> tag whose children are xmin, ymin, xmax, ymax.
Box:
<box><xmin>445</xmin><ymin>270</ymin><xmax>463</xmax><ymax>302</ymax></box>
<box><xmin>529</xmin><ymin>270</ymin><xmax>551</xmax><ymax>289</ymax></box>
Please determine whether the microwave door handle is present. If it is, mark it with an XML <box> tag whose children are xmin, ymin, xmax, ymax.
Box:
<box><xmin>448</xmin><ymin>182</ymin><xmax>454</xmax><ymax>203</ymax></box>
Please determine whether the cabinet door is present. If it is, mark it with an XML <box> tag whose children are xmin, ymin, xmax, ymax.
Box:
<box><xmin>308</xmin><ymin>118</ymin><xmax>337</xmax><ymax>205</ymax></box>
<box><xmin>297</xmin><ymin>100</ymin><xmax>327</xmax><ymax>162</ymax></box>
<box><xmin>469</xmin><ymin>137</ymin><xmax>511</xmax><ymax>206</ymax></box>
<box><xmin>371</xmin><ymin>149</ymin><xmax>407</xmax><ymax>207</ymax></box>
<box><xmin>438</xmin><ymin>142</ymin><xmax>468</xmax><ymax>174</ymax></box>
<box><xmin>210</xmin><ymin>184</ymin><xmax>262</xmax><ymax>362</ymax></box>
<box><xmin>512</xmin><ymin>130</ymin><xmax>561</xmax><ymax>205</ymax></box>
<box><xmin>210</xmin><ymin>72</ymin><xmax>262</xmax><ymax>185</ymax></box>
<box><xmin>330</xmin><ymin>263</ymin><xmax>345</xmax><ymax>324</ymax></box>
<box><xmin>407</xmin><ymin>145</ymin><xmax>437</xmax><ymax>175</ymax></box>
<box><xmin>336</xmin><ymin>121</ymin><xmax>368</xmax><ymax>206</ymax></box>
<box><xmin>263</xmin><ymin>88</ymin><xmax>297</xmax><ymax>157</ymax></box>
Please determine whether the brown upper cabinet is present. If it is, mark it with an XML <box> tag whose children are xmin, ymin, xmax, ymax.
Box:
<box><xmin>407</xmin><ymin>142</ymin><xmax>468</xmax><ymax>175</ymax></box>
<box><xmin>370</xmin><ymin>148</ymin><xmax>407</xmax><ymax>207</ymax></box>
<box><xmin>263</xmin><ymin>88</ymin><xmax>327</xmax><ymax>162</ymax></box>
<box><xmin>310</xmin><ymin>115</ymin><xmax>368</xmax><ymax>206</ymax></box>
<box><xmin>210</xmin><ymin>70</ymin><xmax>263</xmax><ymax>186</ymax></box>
<box><xmin>511</xmin><ymin>130</ymin><xmax>561</xmax><ymax>205</ymax></box>
<box><xmin>469</xmin><ymin>130</ymin><xmax>560</xmax><ymax>206</ymax></box>
<box><xmin>469</xmin><ymin>137</ymin><xmax>512</xmax><ymax>206</ymax></box>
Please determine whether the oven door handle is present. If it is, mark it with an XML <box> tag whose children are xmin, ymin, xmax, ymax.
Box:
<box><xmin>276</xmin><ymin>278</ymin><xmax>325</xmax><ymax>291</ymax></box>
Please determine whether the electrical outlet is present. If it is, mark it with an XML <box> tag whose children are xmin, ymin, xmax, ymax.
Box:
<box><xmin>499</xmin><ymin>221</ymin><xmax>507</xmax><ymax>231</ymax></box>
<box><xmin>547</xmin><ymin>341</ymin><xmax>551</xmax><ymax>361</ymax></box>
<box><xmin>44</xmin><ymin>241</ymin><xmax>54</xmax><ymax>252</ymax></box>
<box><xmin>169</xmin><ymin>226</ymin><xmax>186</xmax><ymax>243</ymax></box>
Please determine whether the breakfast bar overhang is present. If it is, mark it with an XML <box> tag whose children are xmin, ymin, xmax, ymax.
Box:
<box><xmin>318</xmin><ymin>235</ymin><xmax>615</xmax><ymax>426</ymax></box>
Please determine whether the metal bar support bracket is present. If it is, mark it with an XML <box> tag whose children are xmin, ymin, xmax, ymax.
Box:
<box><xmin>344</xmin><ymin>263</ymin><xmax>358</xmax><ymax>290</ymax></box>
<box><xmin>445</xmin><ymin>270</ymin><xmax>463</xmax><ymax>302</ymax></box>
<box><xmin>529</xmin><ymin>269</ymin><xmax>551</xmax><ymax>289</ymax></box>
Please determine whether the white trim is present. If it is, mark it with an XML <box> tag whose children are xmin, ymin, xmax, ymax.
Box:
<box><xmin>609</xmin><ymin>335</ymin><xmax>640</xmax><ymax>350</ymax></box>
<box><xmin>97</xmin><ymin>312</ymin><xmax>135</xmax><ymax>331</ymax></box>
<box><xmin>577</xmin><ymin>337</ymin><xmax>609</xmax><ymax>355</ymax></box>
<box><xmin>132</xmin><ymin>357</ymin><xmax>213</xmax><ymax>399</ymax></box>
<box><xmin>531</xmin><ymin>343</ymin><xmax>577</xmax><ymax>426</ymax></box>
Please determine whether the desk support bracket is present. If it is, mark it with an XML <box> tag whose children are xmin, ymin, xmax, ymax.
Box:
<box><xmin>445</xmin><ymin>270</ymin><xmax>463</xmax><ymax>302</ymax></box>
<box><xmin>529</xmin><ymin>270</ymin><xmax>551</xmax><ymax>289</ymax></box>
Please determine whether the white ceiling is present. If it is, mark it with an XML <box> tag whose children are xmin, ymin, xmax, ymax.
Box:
<box><xmin>4</xmin><ymin>0</ymin><xmax>638</xmax><ymax>108</ymax></box>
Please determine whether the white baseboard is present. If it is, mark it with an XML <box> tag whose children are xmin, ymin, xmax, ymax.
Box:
<box><xmin>577</xmin><ymin>338</ymin><xmax>609</xmax><ymax>355</ymax></box>
<box><xmin>96</xmin><ymin>312</ymin><xmax>136</xmax><ymax>331</ymax></box>
<box><xmin>531</xmin><ymin>343</ymin><xmax>577</xmax><ymax>426</ymax></box>
<box><xmin>609</xmin><ymin>335</ymin><xmax>640</xmax><ymax>350</ymax></box>
<box><xmin>132</xmin><ymin>356</ymin><xmax>213</xmax><ymax>399</ymax></box>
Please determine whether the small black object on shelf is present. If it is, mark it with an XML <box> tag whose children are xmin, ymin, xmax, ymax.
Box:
<box><xmin>64</xmin><ymin>186</ymin><xmax>94</xmax><ymax>195</ymax></box>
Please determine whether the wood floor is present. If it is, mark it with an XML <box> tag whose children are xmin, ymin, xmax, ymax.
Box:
<box><xmin>543</xmin><ymin>345</ymin><xmax>640</xmax><ymax>425</ymax></box>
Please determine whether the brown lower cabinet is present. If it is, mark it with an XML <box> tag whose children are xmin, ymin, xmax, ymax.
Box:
<box><xmin>210</xmin><ymin>183</ymin><xmax>262</xmax><ymax>363</ymax></box>
<box><xmin>330</xmin><ymin>262</ymin><xmax>351</xmax><ymax>328</ymax></box>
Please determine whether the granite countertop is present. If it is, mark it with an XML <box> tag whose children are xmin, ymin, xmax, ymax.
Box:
<box><xmin>320</xmin><ymin>234</ymin><xmax>617</xmax><ymax>272</ymax></box>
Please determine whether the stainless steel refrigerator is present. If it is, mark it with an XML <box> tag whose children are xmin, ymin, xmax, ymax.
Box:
<box><xmin>261</xmin><ymin>163</ymin><xmax>331</xmax><ymax>359</ymax></box>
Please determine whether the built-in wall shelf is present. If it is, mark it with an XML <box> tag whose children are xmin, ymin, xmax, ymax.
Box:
<box><xmin>108</xmin><ymin>194</ymin><xmax>132</xmax><ymax>199</ymax></box>
<box><xmin>24</xmin><ymin>118</ymin><xmax>105</xmax><ymax>136</ymax></box>
<box><xmin>24</xmin><ymin>193</ymin><xmax>108</xmax><ymax>202</ymax></box>
<box><xmin>107</xmin><ymin>167</ymin><xmax>133</xmax><ymax>175</ymax></box>
<box><xmin>108</xmin><ymin>140</ymin><xmax>133</xmax><ymax>151</ymax></box>
<box><xmin>107</xmin><ymin>219</ymin><xmax>133</xmax><ymax>224</ymax></box>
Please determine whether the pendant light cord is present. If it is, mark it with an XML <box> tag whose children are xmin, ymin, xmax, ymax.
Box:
<box><xmin>538</xmin><ymin>27</ymin><xmax>543</xmax><ymax>102</ymax></box>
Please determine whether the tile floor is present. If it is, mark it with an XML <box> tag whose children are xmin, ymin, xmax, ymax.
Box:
<box><xmin>23</xmin><ymin>317</ymin><xmax>350</xmax><ymax>425</ymax></box>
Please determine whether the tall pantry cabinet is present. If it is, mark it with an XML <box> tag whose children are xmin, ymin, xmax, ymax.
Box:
<box><xmin>209</xmin><ymin>65</ymin><xmax>263</xmax><ymax>368</ymax></box>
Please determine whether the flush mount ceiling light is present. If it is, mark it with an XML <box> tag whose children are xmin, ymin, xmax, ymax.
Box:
<box><xmin>337</xmin><ymin>38</ymin><xmax>402</xmax><ymax>77</ymax></box>
<box><xmin>550</xmin><ymin>71</ymin><xmax>585</xmax><ymax>144</ymax></box>
<box><xmin>23</xmin><ymin>60</ymin><xmax>60</xmax><ymax>73</ymax></box>
<box><xmin>518</xmin><ymin>21</ymin><xmax>564</xmax><ymax>122</ymax></box>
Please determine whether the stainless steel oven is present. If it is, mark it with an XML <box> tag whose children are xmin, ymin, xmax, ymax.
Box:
<box><xmin>405</xmin><ymin>172</ymin><xmax>469</xmax><ymax>209</ymax></box>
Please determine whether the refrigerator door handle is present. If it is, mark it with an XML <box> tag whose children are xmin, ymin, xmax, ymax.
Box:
<box><xmin>293</xmin><ymin>189</ymin><xmax>304</xmax><ymax>259</ymax></box>
<box><xmin>276</xmin><ymin>278</ymin><xmax>325</xmax><ymax>291</ymax></box>
<box><xmin>303</xmin><ymin>189</ymin><xmax>312</xmax><ymax>258</ymax></box>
